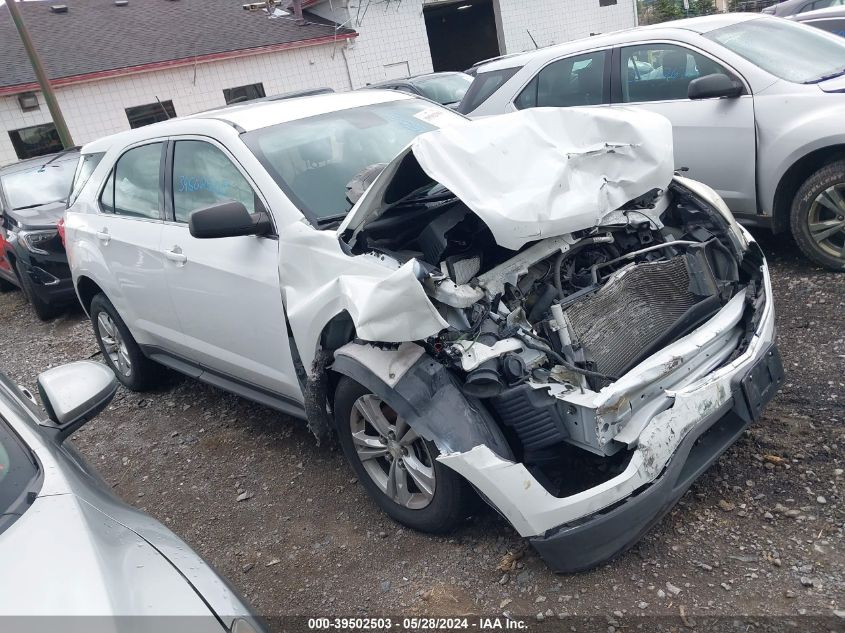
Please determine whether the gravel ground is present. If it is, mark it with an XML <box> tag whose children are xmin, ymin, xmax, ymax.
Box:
<box><xmin>0</xmin><ymin>229</ymin><xmax>843</xmax><ymax>626</ymax></box>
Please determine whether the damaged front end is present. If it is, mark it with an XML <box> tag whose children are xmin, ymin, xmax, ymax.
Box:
<box><xmin>328</xmin><ymin>108</ymin><xmax>782</xmax><ymax>572</ymax></box>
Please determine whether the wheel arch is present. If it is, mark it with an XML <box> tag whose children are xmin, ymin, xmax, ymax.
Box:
<box><xmin>75</xmin><ymin>275</ymin><xmax>105</xmax><ymax>316</ymax></box>
<box><xmin>772</xmin><ymin>144</ymin><xmax>845</xmax><ymax>234</ymax></box>
<box><xmin>331</xmin><ymin>342</ymin><xmax>514</xmax><ymax>461</ymax></box>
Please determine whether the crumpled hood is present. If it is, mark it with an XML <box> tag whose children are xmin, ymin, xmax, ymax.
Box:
<box><xmin>342</xmin><ymin>107</ymin><xmax>675</xmax><ymax>250</ymax></box>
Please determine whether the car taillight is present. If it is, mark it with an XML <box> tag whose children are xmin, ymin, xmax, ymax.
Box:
<box><xmin>57</xmin><ymin>217</ymin><xmax>66</xmax><ymax>249</ymax></box>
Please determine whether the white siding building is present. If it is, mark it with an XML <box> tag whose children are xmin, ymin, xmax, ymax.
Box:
<box><xmin>0</xmin><ymin>0</ymin><xmax>636</xmax><ymax>166</ymax></box>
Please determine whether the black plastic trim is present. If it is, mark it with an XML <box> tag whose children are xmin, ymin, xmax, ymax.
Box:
<box><xmin>140</xmin><ymin>345</ymin><xmax>306</xmax><ymax>420</ymax></box>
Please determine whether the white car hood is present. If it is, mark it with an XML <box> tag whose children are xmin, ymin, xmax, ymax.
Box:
<box><xmin>342</xmin><ymin>107</ymin><xmax>675</xmax><ymax>250</ymax></box>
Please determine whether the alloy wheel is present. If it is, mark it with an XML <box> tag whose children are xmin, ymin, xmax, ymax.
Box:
<box><xmin>808</xmin><ymin>184</ymin><xmax>845</xmax><ymax>260</ymax></box>
<box><xmin>97</xmin><ymin>312</ymin><xmax>132</xmax><ymax>377</ymax></box>
<box><xmin>349</xmin><ymin>394</ymin><xmax>436</xmax><ymax>510</ymax></box>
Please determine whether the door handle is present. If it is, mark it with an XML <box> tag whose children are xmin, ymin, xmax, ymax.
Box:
<box><xmin>164</xmin><ymin>246</ymin><xmax>187</xmax><ymax>264</ymax></box>
<box><xmin>95</xmin><ymin>229</ymin><xmax>110</xmax><ymax>245</ymax></box>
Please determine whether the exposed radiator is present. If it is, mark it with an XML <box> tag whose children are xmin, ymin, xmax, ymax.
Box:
<box><xmin>564</xmin><ymin>252</ymin><xmax>720</xmax><ymax>382</ymax></box>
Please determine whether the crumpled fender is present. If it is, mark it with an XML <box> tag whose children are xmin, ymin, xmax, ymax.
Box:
<box><xmin>331</xmin><ymin>342</ymin><xmax>513</xmax><ymax>460</ymax></box>
<box><xmin>278</xmin><ymin>222</ymin><xmax>448</xmax><ymax>373</ymax></box>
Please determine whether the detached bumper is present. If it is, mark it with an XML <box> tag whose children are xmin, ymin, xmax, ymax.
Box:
<box><xmin>532</xmin><ymin>344</ymin><xmax>782</xmax><ymax>573</ymax></box>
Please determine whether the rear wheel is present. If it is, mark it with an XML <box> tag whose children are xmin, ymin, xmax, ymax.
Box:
<box><xmin>790</xmin><ymin>160</ymin><xmax>845</xmax><ymax>271</ymax></box>
<box><xmin>90</xmin><ymin>293</ymin><xmax>160</xmax><ymax>390</ymax></box>
<box><xmin>334</xmin><ymin>376</ymin><xmax>472</xmax><ymax>533</ymax></box>
<box><xmin>14</xmin><ymin>259</ymin><xmax>58</xmax><ymax>321</ymax></box>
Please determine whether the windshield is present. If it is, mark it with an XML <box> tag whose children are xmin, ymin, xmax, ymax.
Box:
<box><xmin>0</xmin><ymin>413</ymin><xmax>40</xmax><ymax>536</ymax></box>
<box><xmin>707</xmin><ymin>18</ymin><xmax>845</xmax><ymax>83</ymax></box>
<box><xmin>243</xmin><ymin>99</ymin><xmax>465</xmax><ymax>222</ymax></box>
<box><xmin>1</xmin><ymin>154</ymin><xmax>78</xmax><ymax>210</ymax></box>
<box><xmin>67</xmin><ymin>152</ymin><xmax>105</xmax><ymax>208</ymax></box>
<box><xmin>412</xmin><ymin>73</ymin><xmax>473</xmax><ymax>105</ymax></box>
<box><xmin>457</xmin><ymin>66</ymin><xmax>522</xmax><ymax>114</ymax></box>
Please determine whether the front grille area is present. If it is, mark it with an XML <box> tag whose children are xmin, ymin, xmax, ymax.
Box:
<box><xmin>564</xmin><ymin>253</ymin><xmax>720</xmax><ymax>381</ymax></box>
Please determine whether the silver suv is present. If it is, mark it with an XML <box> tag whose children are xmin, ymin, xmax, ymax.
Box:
<box><xmin>460</xmin><ymin>14</ymin><xmax>845</xmax><ymax>270</ymax></box>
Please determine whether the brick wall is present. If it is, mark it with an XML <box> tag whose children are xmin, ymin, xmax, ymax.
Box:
<box><xmin>0</xmin><ymin>42</ymin><xmax>353</xmax><ymax>165</ymax></box>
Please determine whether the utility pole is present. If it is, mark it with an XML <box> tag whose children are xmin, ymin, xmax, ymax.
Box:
<box><xmin>7</xmin><ymin>0</ymin><xmax>74</xmax><ymax>148</ymax></box>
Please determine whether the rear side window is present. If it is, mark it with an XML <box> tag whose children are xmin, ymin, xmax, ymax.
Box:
<box><xmin>171</xmin><ymin>140</ymin><xmax>260</xmax><ymax>223</ymax></box>
<box><xmin>457</xmin><ymin>66</ymin><xmax>522</xmax><ymax>114</ymax></box>
<box><xmin>110</xmin><ymin>143</ymin><xmax>163</xmax><ymax>219</ymax></box>
<box><xmin>516</xmin><ymin>51</ymin><xmax>608</xmax><ymax>109</ymax></box>
<box><xmin>67</xmin><ymin>152</ymin><xmax>104</xmax><ymax>208</ymax></box>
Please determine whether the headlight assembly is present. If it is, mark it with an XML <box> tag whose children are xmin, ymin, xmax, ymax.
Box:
<box><xmin>18</xmin><ymin>229</ymin><xmax>59</xmax><ymax>255</ymax></box>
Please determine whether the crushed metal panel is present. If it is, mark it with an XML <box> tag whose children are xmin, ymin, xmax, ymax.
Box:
<box><xmin>278</xmin><ymin>221</ymin><xmax>448</xmax><ymax>373</ymax></box>
<box><xmin>343</xmin><ymin>107</ymin><xmax>675</xmax><ymax>251</ymax></box>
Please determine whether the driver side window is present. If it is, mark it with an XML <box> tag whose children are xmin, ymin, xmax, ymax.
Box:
<box><xmin>620</xmin><ymin>44</ymin><xmax>733</xmax><ymax>103</ymax></box>
<box><xmin>171</xmin><ymin>140</ymin><xmax>262</xmax><ymax>223</ymax></box>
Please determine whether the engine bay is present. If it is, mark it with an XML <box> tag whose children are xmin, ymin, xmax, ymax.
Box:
<box><xmin>345</xmin><ymin>177</ymin><xmax>765</xmax><ymax>489</ymax></box>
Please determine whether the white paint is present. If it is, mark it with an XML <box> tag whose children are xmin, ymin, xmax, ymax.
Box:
<box><xmin>346</xmin><ymin>107</ymin><xmax>675</xmax><ymax>250</ymax></box>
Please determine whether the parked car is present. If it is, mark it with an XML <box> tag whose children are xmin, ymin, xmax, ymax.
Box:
<box><xmin>0</xmin><ymin>149</ymin><xmax>82</xmax><ymax>319</ymax></box>
<box><xmin>762</xmin><ymin>0</ymin><xmax>844</xmax><ymax>17</ymax></box>
<box><xmin>459</xmin><ymin>14</ymin><xmax>845</xmax><ymax>271</ymax></box>
<box><xmin>0</xmin><ymin>359</ymin><xmax>263</xmax><ymax>630</ymax></box>
<box><xmin>790</xmin><ymin>5</ymin><xmax>845</xmax><ymax>36</ymax></box>
<box><xmin>64</xmin><ymin>91</ymin><xmax>781</xmax><ymax>572</ymax></box>
<box><xmin>367</xmin><ymin>72</ymin><xmax>473</xmax><ymax>108</ymax></box>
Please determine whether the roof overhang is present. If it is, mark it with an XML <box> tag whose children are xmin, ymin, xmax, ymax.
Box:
<box><xmin>0</xmin><ymin>31</ymin><xmax>357</xmax><ymax>98</ymax></box>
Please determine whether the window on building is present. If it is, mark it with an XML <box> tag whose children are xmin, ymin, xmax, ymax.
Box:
<box><xmin>223</xmin><ymin>83</ymin><xmax>266</xmax><ymax>105</ymax></box>
<box><xmin>125</xmin><ymin>101</ymin><xmax>176</xmax><ymax>129</ymax></box>
<box><xmin>172</xmin><ymin>140</ymin><xmax>260</xmax><ymax>222</ymax></box>
<box><xmin>8</xmin><ymin>123</ymin><xmax>63</xmax><ymax>160</ymax></box>
<box><xmin>599</xmin><ymin>0</ymin><xmax>617</xmax><ymax>5</ymax></box>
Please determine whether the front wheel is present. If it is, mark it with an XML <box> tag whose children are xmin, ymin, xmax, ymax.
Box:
<box><xmin>790</xmin><ymin>160</ymin><xmax>845</xmax><ymax>271</ymax></box>
<box><xmin>334</xmin><ymin>377</ymin><xmax>473</xmax><ymax>533</ymax></box>
<box><xmin>90</xmin><ymin>293</ymin><xmax>160</xmax><ymax>390</ymax></box>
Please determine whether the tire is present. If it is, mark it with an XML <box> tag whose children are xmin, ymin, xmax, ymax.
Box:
<box><xmin>89</xmin><ymin>293</ymin><xmax>160</xmax><ymax>390</ymax></box>
<box><xmin>790</xmin><ymin>159</ymin><xmax>845</xmax><ymax>271</ymax></box>
<box><xmin>0</xmin><ymin>277</ymin><xmax>16</xmax><ymax>292</ymax></box>
<box><xmin>14</xmin><ymin>259</ymin><xmax>58</xmax><ymax>321</ymax></box>
<box><xmin>334</xmin><ymin>376</ymin><xmax>473</xmax><ymax>534</ymax></box>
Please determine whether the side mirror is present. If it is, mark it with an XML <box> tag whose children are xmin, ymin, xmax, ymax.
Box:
<box><xmin>688</xmin><ymin>74</ymin><xmax>743</xmax><ymax>100</ymax></box>
<box><xmin>188</xmin><ymin>201</ymin><xmax>272</xmax><ymax>239</ymax></box>
<box><xmin>37</xmin><ymin>361</ymin><xmax>117</xmax><ymax>441</ymax></box>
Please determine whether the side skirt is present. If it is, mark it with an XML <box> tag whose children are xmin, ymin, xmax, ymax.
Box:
<box><xmin>140</xmin><ymin>345</ymin><xmax>307</xmax><ymax>421</ymax></box>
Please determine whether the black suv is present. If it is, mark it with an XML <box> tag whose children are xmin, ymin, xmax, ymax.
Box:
<box><xmin>0</xmin><ymin>150</ymin><xmax>80</xmax><ymax>319</ymax></box>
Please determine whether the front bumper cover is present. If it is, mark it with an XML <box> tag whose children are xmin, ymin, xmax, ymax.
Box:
<box><xmin>531</xmin><ymin>343</ymin><xmax>783</xmax><ymax>573</ymax></box>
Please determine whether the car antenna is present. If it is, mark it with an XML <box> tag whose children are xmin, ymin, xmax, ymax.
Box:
<box><xmin>156</xmin><ymin>96</ymin><xmax>172</xmax><ymax>120</ymax></box>
<box><xmin>527</xmin><ymin>29</ymin><xmax>539</xmax><ymax>49</ymax></box>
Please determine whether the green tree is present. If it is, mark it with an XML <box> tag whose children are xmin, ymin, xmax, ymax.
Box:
<box><xmin>690</xmin><ymin>0</ymin><xmax>716</xmax><ymax>15</ymax></box>
<box><xmin>652</xmin><ymin>0</ymin><xmax>683</xmax><ymax>23</ymax></box>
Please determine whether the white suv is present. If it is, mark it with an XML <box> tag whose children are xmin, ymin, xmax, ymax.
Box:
<box><xmin>65</xmin><ymin>91</ymin><xmax>781</xmax><ymax>572</ymax></box>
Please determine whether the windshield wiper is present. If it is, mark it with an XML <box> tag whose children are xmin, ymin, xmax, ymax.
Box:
<box><xmin>315</xmin><ymin>213</ymin><xmax>348</xmax><ymax>229</ymax></box>
<box><xmin>805</xmin><ymin>67</ymin><xmax>845</xmax><ymax>84</ymax></box>
<box><xmin>12</xmin><ymin>199</ymin><xmax>64</xmax><ymax>211</ymax></box>
<box><xmin>36</xmin><ymin>145</ymin><xmax>80</xmax><ymax>171</ymax></box>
